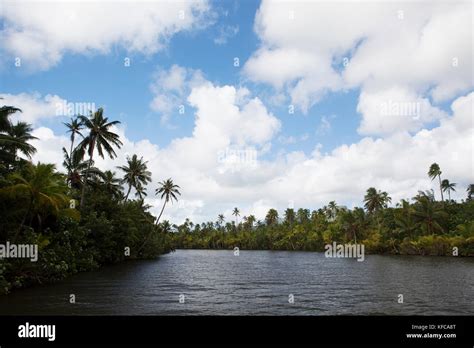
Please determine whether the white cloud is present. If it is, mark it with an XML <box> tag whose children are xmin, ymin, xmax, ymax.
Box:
<box><xmin>244</xmin><ymin>0</ymin><xmax>473</xmax><ymax>134</ymax></box>
<box><xmin>357</xmin><ymin>87</ymin><xmax>447</xmax><ymax>135</ymax></box>
<box><xmin>214</xmin><ymin>25</ymin><xmax>239</xmax><ymax>45</ymax></box>
<box><xmin>26</xmin><ymin>89</ymin><xmax>473</xmax><ymax>224</ymax></box>
<box><xmin>149</xmin><ymin>65</ymin><xmax>206</xmax><ymax>125</ymax></box>
<box><xmin>0</xmin><ymin>92</ymin><xmax>66</xmax><ymax>124</ymax></box>
<box><xmin>0</xmin><ymin>0</ymin><xmax>211</xmax><ymax>70</ymax></box>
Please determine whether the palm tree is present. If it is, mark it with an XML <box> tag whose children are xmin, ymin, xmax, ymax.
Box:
<box><xmin>217</xmin><ymin>214</ymin><xmax>225</xmax><ymax>227</ymax></box>
<box><xmin>5</xmin><ymin>121</ymin><xmax>37</xmax><ymax>161</ymax></box>
<box><xmin>134</xmin><ymin>183</ymin><xmax>147</xmax><ymax>200</ymax></box>
<box><xmin>284</xmin><ymin>208</ymin><xmax>295</xmax><ymax>225</ymax></box>
<box><xmin>0</xmin><ymin>104</ymin><xmax>20</xmax><ymax>132</ymax></box>
<box><xmin>117</xmin><ymin>154</ymin><xmax>152</xmax><ymax>200</ymax></box>
<box><xmin>232</xmin><ymin>207</ymin><xmax>240</xmax><ymax>224</ymax></box>
<box><xmin>77</xmin><ymin>108</ymin><xmax>122</xmax><ymax>208</ymax></box>
<box><xmin>364</xmin><ymin>187</ymin><xmax>392</xmax><ymax>213</ymax></box>
<box><xmin>63</xmin><ymin>117</ymin><xmax>83</xmax><ymax>157</ymax></box>
<box><xmin>265</xmin><ymin>208</ymin><xmax>279</xmax><ymax>226</ymax></box>
<box><xmin>100</xmin><ymin>170</ymin><xmax>123</xmax><ymax>199</ymax></box>
<box><xmin>155</xmin><ymin>178</ymin><xmax>180</xmax><ymax>224</ymax></box>
<box><xmin>467</xmin><ymin>184</ymin><xmax>474</xmax><ymax>201</ymax></box>
<box><xmin>325</xmin><ymin>201</ymin><xmax>338</xmax><ymax>221</ymax></box>
<box><xmin>62</xmin><ymin>147</ymin><xmax>103</xmax><ymax>189</ymax></box>
<box><xmin>394</xmin><ymin>199</ymin><xmax>417</xmax><ymax>239</ymax></box>
<box><xmin>428</xmin><ymin>163</ymin><xmax>443</xmax><ymax>201</ymax></box>
<box><xmin>0</xmin><ymin>105</ymin><xmax>38</xmax><ymax>167</ymax></box>
<box><xmin>412</xmin><ymin>196</ymin><xmax>447</xmax><ymax>235</ymax></box>
<box><xmin>2</xmin><ymin>163</ymin><xmax>68</xmax><ymax>240</ymax></box>
<box><xmin>246</xmin><ymin>214</ymin><xmax>256</xmax><ymax>229</ymax></box>
<box><xmin>441</xmin><ymin>179</ymin><xmax>456</xmax><ymax>201</ymax></box>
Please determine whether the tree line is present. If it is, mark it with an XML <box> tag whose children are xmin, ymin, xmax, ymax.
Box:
<box><xmin>171</xmin><ymin>165</ymin><xmax>474</xmax><ymax>256</ymax></box>
<box><xmin>0</xmin><ymin>104</ymin><xmax>179</xmax><ymax>294</ymax></box>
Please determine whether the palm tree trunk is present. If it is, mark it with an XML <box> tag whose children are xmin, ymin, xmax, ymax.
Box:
<box><xmin>438</xmin><ymin>175</ymin><xmax>444</xmax><ymax>201</ymax></box>
<box><xmin>155</xmin><ymin>200</ymin><xmax>167</xmax><ymax>225</ymax></box>
<box><xmin>69</xmin><ymin>135</ymin><xmax>75</xmax><ymax>161</ymax></box>
<box><xmin>125</xmin><ymin>184</ymin><xmax>132</xmax><ymax>200</ymax></box>
<box><xmin>80</xmin><ymin>151</ymin><xmax>94</xmax><ymax>209</ymax></box>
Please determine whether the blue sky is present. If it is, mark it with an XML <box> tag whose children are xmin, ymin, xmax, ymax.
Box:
<box><xmin>1</xmin><ymin>0</ymin><xmax>361</xmax><ymax>157</ymax></box>
<box><xmin>0</xmin><ymin>0</ymin><xmax>472</xmax><ymax>223</ymax></box>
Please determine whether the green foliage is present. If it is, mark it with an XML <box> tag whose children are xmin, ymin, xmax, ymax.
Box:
<box><xmin>171</xmin><ymin>193</ymin><xmax>474</xmax><ymax>257</ymax></box>
<box><xmin>0</xmin><ymin>104</ymin><xmax>172</xmax><ymax>295</ymax></box>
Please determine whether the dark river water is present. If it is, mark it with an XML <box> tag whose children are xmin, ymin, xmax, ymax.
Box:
<box><xmin>0</xmin><ymin>249</ymin><xmax>473</xmax><ymax>315</ymax></box>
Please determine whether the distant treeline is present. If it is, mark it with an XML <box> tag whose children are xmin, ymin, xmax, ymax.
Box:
<box><xmin>171</xmin><ymin>175</ymin><xmax>474</xmax><ymax>256</ymax></box>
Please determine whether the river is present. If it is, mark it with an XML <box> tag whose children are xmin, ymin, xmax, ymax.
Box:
<box><xmin>0</xmin><ymin>249</ymin><xmax>473</xmax><ymax>315</ymax></box>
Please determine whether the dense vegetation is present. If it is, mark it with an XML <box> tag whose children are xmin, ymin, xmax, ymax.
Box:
<box><xmin>171</xmin><ymin>173</ymin><xmax>474</xmax><ymax>256</ymax></box>
<box><xmin>1</xmin><ymin>102</ymin><xmax>472</xmax><ymax>295</ymax></box>
<box><xmin>0</xmin><ymin>105</ymin><xmax>177</xmax><ymax>295</ymax></box>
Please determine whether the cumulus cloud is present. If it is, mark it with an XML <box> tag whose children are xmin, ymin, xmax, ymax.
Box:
<box><xmin>24</xmin><ymin>88</ymin><xmax>473</xmax><ymax>224</ymax></box>
<box><xmin>244</xmin><ymin>0</ymin><xmax>473</xmax><ymax>135</ymax></box>
<box><xmin>149</xmin><ymin>65</ymin><xmax>206</xmax><ymax>124</ymax></box>
<box><xmin>0</xmin><ymin>0</ymin><xmax>211</xmax><ymax>70</ymax></box>
<box><xmin>0</xmin><ymin>92</ymin><xmax>67</xmax><ymax>124</ymax></box>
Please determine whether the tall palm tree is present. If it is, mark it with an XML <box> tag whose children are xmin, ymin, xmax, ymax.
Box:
<box><xmin>63</xmin><ymin>117</ymin><xmax>83</xmax><ymax>157</ymax></box>
<box><xmin>77</xmin><ymin>108</ymin><xmax>122</xmax><ymax>208</ymax></box>
<box><xmin>364</xmin><ymin>187</ymin><xmax>392</xmax><ymax>214</ymax></box>
<box><xmin>428</xmin><ymin>163</ymin><xmax>443</xmax><ymax>201</ymax></box>
<box><xmin>441</xmin><ymin>179</ymin><xmax>456</xmax><ymax>201</ymax></box>
<box><xmin>117</xmin><ymin>154</ymin><xmax>152</xmax><ymax>200</ymax></box>
<box><xmin>217</xmin><ymin>214</ymin><xmax>225</xmax><ymax>227</ymax></box>
<box><xmin>232</xmin><ymin>207</ymin><xmax>240</xmax><ymax>225</ymax></box>
<box><xmin>2</xmin><ymin>163</ymin><xmax>68</xmax><ymax>240</ymax></box>
<box><xmin>155</xmin><ymin>178</ymin><xmax>180</xmax><ymax>224</ymax></box>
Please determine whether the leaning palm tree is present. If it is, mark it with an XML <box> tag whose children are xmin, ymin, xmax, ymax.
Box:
<box><xmin>63</xmin><ymin>117</ymin><xmax>83</xmax><ymax>158</ymax></box>
<box><xmin>77</xmin><ymin>108</ymin><xmax>122</xmax><ymax>208</ymax></box>
<box><xmin>232</xmin><ymin>207</ymin><xmax>240</xmax><ymax>224</ymax></box>
<box><xmin>117</xmin><ymin>154</ymin><xmax>152</xmax><ymax>200</ymax></box>
<box><xmin>441</xmin><ymin>179</ymin><xmax>456</xmax><ymax>201</ymax></box>
<box><xmin>155</xmin><ymin>178</ymin><xmax>181</xmax><ymax>224</ymax></box>
<box><xmin>428</xmin><ymin>163</ymin><xmax>443</xmax><ymax>201</ymax></box>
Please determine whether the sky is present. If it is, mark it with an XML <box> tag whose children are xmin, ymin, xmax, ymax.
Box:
<box><xmin>0</xmin><ymin>0</ymin><xmax>472</xmax><ymax>224</ymax></box>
